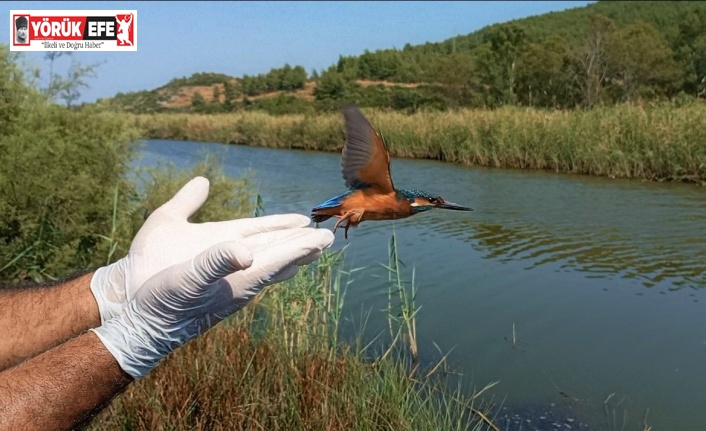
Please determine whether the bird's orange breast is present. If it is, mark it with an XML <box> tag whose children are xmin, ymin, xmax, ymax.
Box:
<box><xmin>340</xmin><ymin>189</ymin><xmax>413</xmax><ymax>222</ymax></box>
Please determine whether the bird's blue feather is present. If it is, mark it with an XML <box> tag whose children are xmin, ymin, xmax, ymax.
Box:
<box><xmin>312</xmin><ymin>190</ymin><xmax>355</xmax><ymax>211</ymax></box>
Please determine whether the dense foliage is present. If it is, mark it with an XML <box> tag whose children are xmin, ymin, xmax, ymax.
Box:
<box><xmin>0</xmin><ymin>46</ymin><xmax>139</xmax><ymax>282</ymax></box>
<box><xmin>240</xmin><ymin>64</ymin><xmax>308</xmax><ymax>95</ymax></box>
<box><xmin>0</xmin><ymin>47</ymin><xmax>255</xmax><ymax>284</ymax></box>
<box><xmin>162</xmin><ymin>72</ymin><xmax>236</xmax><ymax>89</ymax></box>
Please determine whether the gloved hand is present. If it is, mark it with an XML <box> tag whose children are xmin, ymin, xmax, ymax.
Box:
<box><xmin>90</xmin><ymin>176</ymin><xmax>314</xmax><ymax>324</ymax></box>
<box><xmin>91</xmin><ymin>214</ymin><xmax>334</xmax><ymax>378</ymax></box>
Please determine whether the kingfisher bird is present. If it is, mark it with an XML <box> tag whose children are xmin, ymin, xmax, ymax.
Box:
<box><xmin>311</xmin><ymin>105</ymin><xmax>473</xmax><ymax>240</ymax></box>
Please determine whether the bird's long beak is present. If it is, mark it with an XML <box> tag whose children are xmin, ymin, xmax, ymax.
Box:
<box><xmin>436</xmin><ymin>201</ymin><xmax>474</xmax><ymax>211</ymax></box>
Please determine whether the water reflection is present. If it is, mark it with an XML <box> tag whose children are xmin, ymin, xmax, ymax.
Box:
<box><xmin>418</xmin><ymin>217</ymin><xmax>706</xmax><ymax>290</ymax></box>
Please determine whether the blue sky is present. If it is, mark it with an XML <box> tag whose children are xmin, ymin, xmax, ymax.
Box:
<box><xmin>3</xmin><ymin>1</ymin><xmax>593</xmax><ymax>103</ymax></box>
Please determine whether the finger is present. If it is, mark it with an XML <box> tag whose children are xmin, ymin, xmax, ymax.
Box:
<box><xmin>159</xmin><ymin>177</ymin><xmax>210</xmax><ymax>220</ymax></box>
<box><xmin>239</xmin><ymin>227</ymin><xmax>313</xmax><ymax>254</ymax></box>
<box><xmin>187</xmin><ymin>241</ymin><xmax>254</xmax><ymax>286</ymax></box>
<box><xmin>272</xmin><ymin>229</ymin><xmax>334</xmax><ymax>259</ymax></box>
<box><xmin>259</xmin><ymin>251</ymin><xmax>322</xmax><ymax>286</ymax></box>
<box><xmin>226</xmin><ymin>228</ymin><xmax>334</xmax><ymax>289</ymax></box>
<box><xmin>268</xmin><ymin>266</ymin><xmax>301</xmax><ymax>285</ymax></box>
<box><xmin>207</xmin><ymin>214</ymin><xmax>311</xmax><ymax>238</ymax></box>
<box><xmin>297</xmin><ymin>250</ymin><xmax>322</xmax><ymax>266</ymax></box>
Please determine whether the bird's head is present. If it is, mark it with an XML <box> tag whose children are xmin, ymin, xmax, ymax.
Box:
<box><xmin>398</xmin><ymin>189</ymin><xmax>474</xmax><ymax>214</ymax></box>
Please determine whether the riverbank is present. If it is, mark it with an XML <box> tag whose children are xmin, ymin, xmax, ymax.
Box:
<box><xmin>127</xmin><ymin>103</ymin><xmax>706</xmax><ymax>184</ymax></box>
<box><xmin>88</xmin><ymin>243</ymin><xmax>497</xmax><ymax>431</ymax></box>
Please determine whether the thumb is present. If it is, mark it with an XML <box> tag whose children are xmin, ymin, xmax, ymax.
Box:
<box><xmin>187</xmin><ymin>241</ymin><xmax>254</xmax><ymax>287</ymax></box>
<box><xmin>159</xmin><ymin>176</ymin><xmax>210</xmax><ymax>220</ymax></box>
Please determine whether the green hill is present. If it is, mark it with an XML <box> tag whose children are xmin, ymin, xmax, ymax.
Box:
<box><xmin>409</xmin><ymin>1</ymin><xmax>701</xmax><ymax>54</ymax></box>
<box><xmin>96</xmin><ymin>1</ymin><xmax>706</xmax><ymax>114</ymax></box>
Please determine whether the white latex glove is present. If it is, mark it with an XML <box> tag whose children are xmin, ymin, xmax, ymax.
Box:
<box><xmin>91</xmin><ymin>224</ymin><xmax>334</xmax><ymax>378</ymax></box>
<box><xmin>90</xmin><ymin>176</ymin><xmax>314</xmax><ymax>324</ymax></box>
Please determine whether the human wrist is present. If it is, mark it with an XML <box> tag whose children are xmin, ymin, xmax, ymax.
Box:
<box><xmin>90</xmin><ymin>259</ymin><xmax>127</xmax><ymax>325</ymax></box>
<box><xmin>90</xmin><ymin>306</ymin><xmax>165</xmax><ymax>379</ymax></box>
<box><xmin>89</xmin><ymin>300</ymin><xmax>212</xmax><ymax>379</ymax></box>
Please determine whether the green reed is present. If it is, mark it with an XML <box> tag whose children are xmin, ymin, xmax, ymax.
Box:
<box><xmin>126</xmin><ymin>103</ymin><xmax>706</xmax><ymax>183</ymax></box>
<box><xmin>381</xmin><ymin>230</ymin><xmax>420</xmax><ymax>365</ymax></box>
<box><xmin>95</xmin><ymin>182</ymin><xmax>120</xmax><ymax>266</ymax></box>
<box><xmin>88</xmin><ymin>240</ymin><xmax>497</xmax><ymax>431</ymax></box>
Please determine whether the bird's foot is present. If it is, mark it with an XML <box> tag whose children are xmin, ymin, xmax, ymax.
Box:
<box><xmin>333</xmin><ymin>215</ymin><xmax>350</xmax><ymax>239</ymax></box>
<box><xmin>333</xmin><ymin>217</ymin><xmax>344</xmax><ymax>233</ymax></box>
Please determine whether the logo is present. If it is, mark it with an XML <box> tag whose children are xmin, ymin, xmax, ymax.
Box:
<box><xmin>10</xmin><ymin>10</ymin><xmax>137</xmax><ymax>51</ymax></box>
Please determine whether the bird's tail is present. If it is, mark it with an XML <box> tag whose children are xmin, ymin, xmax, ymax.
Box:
<box><xmin>311</xmin><ymin>213</ymin><xmax>332</xmax><ymax>223</ymax></box>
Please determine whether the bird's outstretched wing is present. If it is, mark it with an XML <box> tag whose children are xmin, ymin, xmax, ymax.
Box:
<box><xmin>340</xmin><ymin>105</ymin><xmax>394</xmax><ymax>193</ymax></box>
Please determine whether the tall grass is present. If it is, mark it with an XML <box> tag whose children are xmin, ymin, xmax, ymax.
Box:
<box><xmin>127</xmin><ymin>103</ymin><xmax>706</xmax><ymax>183</ymax></box>
<box><xmin>88</xmin><ymin>240</ymin><xmax>499</xmax><ymax>431</ymax></box>
<box><xmin>381</xmin><ymin>231</ymin><xmax>420</xmax><ymax>365</ymax></box>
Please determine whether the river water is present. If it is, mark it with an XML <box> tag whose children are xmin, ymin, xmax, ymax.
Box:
<box><xmin>135</xmin><ymin>139</ymin><xmax>706</xmax><ymax>430</ymax></box>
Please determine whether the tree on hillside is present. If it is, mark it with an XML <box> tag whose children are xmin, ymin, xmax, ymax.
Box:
<box><xmin>267</xmin><ymin>64</ymin><xmax>307</xmax><ymax>91</ymax></box>
<box><xmin>572</xmin><ymin>13</ymin><xmax>615</xmax><ymax>108</ymax></box>
<box><xmin>607</xmin><ymin>20</ymin><xmax>681</xmax><ymax>101</ymax></box>
<box><xmin>190</xmin><ymin>92</ymin><xmax>206</xmax><ymax>112</ymax></box>
<box><xmin>240</xmin><ymin>74</ymin><xmax>265</xmax><ymax>96</ymax></box>
<box><xmin>222</xmin><ymin>80</ymin><xmax>239</xmax><ymax>111</ymax></box>
<box><xmin>474</xmin><ymin>24</ymin><xmax>525</xmax><ymax>107</ymax></box>
<box><xmin>675</xmin><ymin>7</ymin><xmax>706</xmax><ymax>98</ymax></box>
<box><xmin>313</xmin><ymin>66</ymin><xmax>354</xmax><ymax>102</ymax></box>
<box><xmin>240</xmin><ymin>64</ymin><xmax>307</xmax><ymax>96</ymax></box>
<box><xmin>393</xmin><ymin>52</ymin><xmax>424</xmax><ymax>83</ymax></box>
<box><xmin>357</xmin><ymin>49</ymin><xmax>402</xmax><ymax>81</ymax></box>
<box><xmin>336</xmin><ymin>55</ymin><xmax>358</xmax><ymax>76</ymax></box>
<box><xmin>433</xmin><ymin>53</ymin><xmax>479</xmax><ymax>107</ymax></box>
<box><xmin>516</xmin><ymin>35</ymin><xmax>575</xmax><ymax>108</ymax></box>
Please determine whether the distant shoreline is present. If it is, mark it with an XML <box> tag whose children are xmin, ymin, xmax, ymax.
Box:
<box><xmin>125</xmin><ymin>104</ymin><xmax>706</xmax><ymax>185</ymax></box>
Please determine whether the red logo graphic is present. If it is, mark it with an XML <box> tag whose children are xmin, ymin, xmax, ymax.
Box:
<box><xmin>115</xmin><ymin>13</ymin><xmax>134</xmax><ymax>46</ymax></box>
